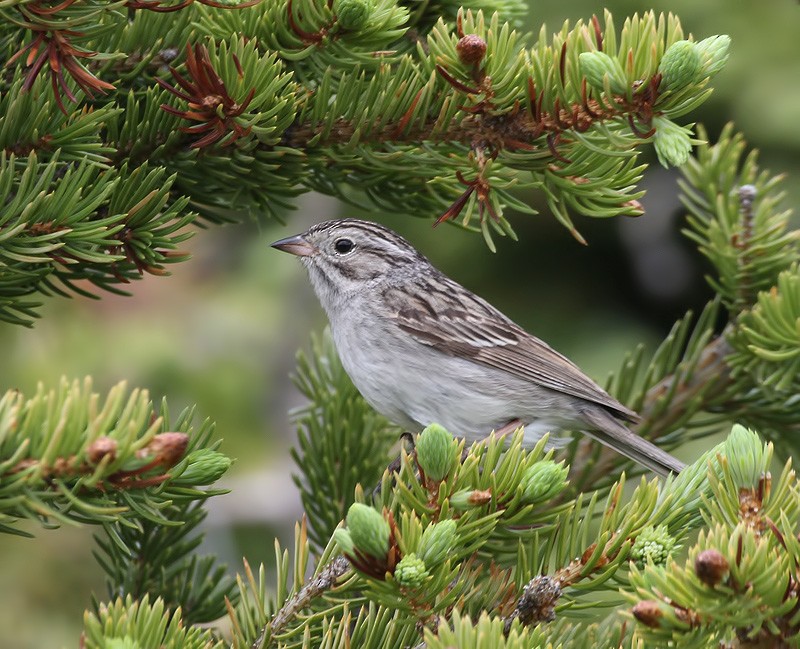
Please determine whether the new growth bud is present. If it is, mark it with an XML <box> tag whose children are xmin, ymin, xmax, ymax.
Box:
<box><xmin>456</xmin><ymin>35</ymin><xmax>487</xmax><ymax>65</ymax></box>
<box><xmin>695</xmin><ymin>35</ymin><xmax>731</xmax><ymax>77</ymax></box>
<box><xmin>394</xmin><ymin>553</ymin><xmax>429</xmax><ymax>588</ymax></box>
<box><xmin>418</xmin><ymin>519</ymin><xmax>458</xmax><ymax>567</ymax></box>
<box><xmin>174</xmin><ymin>449</ymin><xmax>231</xmax><ymax>485</ymax></box>
<box><xmin>658</xmin><ymin>40</ymin><xmax>702</xmax><ymax>91</ymax></box>
<box><xmin>578</xmin><ymin>51</ymin><xmax>628</xmax><ymax>94</ymax></box>
<box><xmin>346</xmin><ymin>503</ymin><xmax>390</xmax><ymax>559</ymax></box>
<box><xmin>520</xmin><ymin>460</ymin><xmax>569</xmax><ymax>504</ymax></box>
<box><xmin>415</xmin><ymin>423</ymin><xmax>456</xmax><ymax>482</ymax></box>
<box><xmin>333</xmin><ymin>528</ymin><xmax>355</xmax><ymax>555</ymax></box>
<box><xmin>652</xmin><ymin>116</ymin><xmax>693</xmax><ymax>168</ymax></box>
<box><xmin>333</xmin><ymin>0</ymin><xmax>373</xmax><ymax>30</ymax></box>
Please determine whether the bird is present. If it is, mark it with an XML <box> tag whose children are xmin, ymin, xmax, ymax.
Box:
<box><xmin>271</xmin><ymin>218</ymin><xmax>684</xmax><ymax>476</ymax></box>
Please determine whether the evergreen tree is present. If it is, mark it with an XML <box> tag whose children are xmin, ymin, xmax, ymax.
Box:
<box><xmin>1</xmin><ymin>0</ymin><xmax>798</xmax><ymax>646</ymax></box>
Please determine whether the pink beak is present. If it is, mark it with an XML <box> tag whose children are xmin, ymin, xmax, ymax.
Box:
<box><xmin>271</xmin><ymin>234</ymin><xmax>316</xmax><ymax>257</ymax></box>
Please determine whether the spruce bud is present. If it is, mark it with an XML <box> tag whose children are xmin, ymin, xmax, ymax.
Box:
<box><xmin>694</xmin><ymin>549</ymin><xmax>729</xmax><ymax>587</ymax></box>
<box><xmin>333</xmin><ymin>528</ymin><xmax>355</xmax><ymax>556</ymax></box>
<box><xmin>87</xmin><ymin>436</ymin><xmax>117</xmax><ymax>465</ymax></box>
<box><xmin>578</xmin><ymin>51</ymin><xmax>627</xmax><ymax>94</ymax></box>
<box><xmin>333</xmin><ymin>0</ymin><xmax>372</xmax><ymax>30</ymax></box>
<box><xmin>394</xmin><ymin>553</ymin><xmax>429</xmax><ymax>588</ymax></box>
<box><xmin>174</xmin><ymin>449</ymin><xmax>231</xmax><ymax>485</ymax></box>
<box><xmin>418</xmin><ymin>519</ymin><xmax>458</xmax><ymax>567</ymax></box>
<box><xmin>520</xmin><ymin>460</ymin><xmax>568</xmax><ymax>504</ymax></box>
<box><xmin>450</xmin><ymin>488</ymin><xmax>492</xmax><ymax>510</ymax></box>
<box><xmin>456</xmin><ymin>35</ymin><xmax>487</xmax><ymax>65</ymax></box>
<box><xmin>632</xmin><ymin>600</ymin><xmax>663</xmax><ymax>628</ymax></box>
<box><xmin>695</xmin><ymin>35</ymin><xmax>730</xmax><ymax>77</ymax></box>
<box><xmin>346</xmin><ymin>503</ymin><xmax>390</xmax><ymax>559</ymax></box>
<box><xmin>658</xmin><ymin>40</ymin><xmax>702</xmax><ymax>91</ymax></box>
<box><xmin>416</xmin><ymin>423</ymin><xmax>456</xmax><ymax>482</ymax></box>
<box><xmin>652</xmin><ymin>116</ymin><xmax>692</xmax><ymax>168</ymax></box>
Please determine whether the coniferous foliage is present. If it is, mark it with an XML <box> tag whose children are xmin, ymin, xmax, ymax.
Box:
<box><xmin>1</xmin><ymin>0</ymin><xmax>730</xmax><ymax>325</ymax></box>
<box><xmin>1</xmin><ymin>0</ymin><xmax>799</xmax><ymax>647</ymax></box>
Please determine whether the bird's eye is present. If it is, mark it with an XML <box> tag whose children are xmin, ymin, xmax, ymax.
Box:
<box><xmin>334</xmin><ymin>238</ymin><xmax>354</xmax><ymax>254</ymax></box>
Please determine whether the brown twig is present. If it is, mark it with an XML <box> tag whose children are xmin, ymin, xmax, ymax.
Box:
<box><xmin>5</xmin><ymin>433</ymin><xmax>188</xmax><ymax>490</ymax></box>
<box><xmin>282</xmin><ymin>83</ymin><xmax>660</xmax><ymax>153</ymax></box>
<box><xmin>253</xmin><ymin>554</ymin><xmax>351</xmax><ymax>648</ymax></box>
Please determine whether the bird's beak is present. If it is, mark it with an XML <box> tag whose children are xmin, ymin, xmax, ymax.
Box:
<box><xmin>270</xmin><ymin>234</ymin><xmax>316</xmax><ymax>257</ymax></box>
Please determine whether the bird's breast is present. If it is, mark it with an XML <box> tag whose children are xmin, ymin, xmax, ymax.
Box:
<box><xmin>328</xmin><ymin>313</ymin><xmax>577</xmax><ymax>444</ymax></box>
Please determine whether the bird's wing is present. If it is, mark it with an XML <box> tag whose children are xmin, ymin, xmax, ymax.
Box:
<box><xmin>382</xmin><ymin>277</ymin><xmax>638</xmax><ymax>423</ymax></box>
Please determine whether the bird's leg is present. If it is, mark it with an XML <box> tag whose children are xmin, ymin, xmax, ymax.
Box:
<box><xmin>372</xmin><ymin>432</ymin><xmax>415</xmax><ymax>497</ymax></box>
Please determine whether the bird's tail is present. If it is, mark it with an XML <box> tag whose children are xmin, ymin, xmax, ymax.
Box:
<box><xmin>580</xmin><ymin>407</ymin><xmax>685</xmax><ymax>477</ymax></box>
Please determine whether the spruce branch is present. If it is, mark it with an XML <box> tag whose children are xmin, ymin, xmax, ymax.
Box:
<box><xmin>93</xmin><ymin>501</ymin><xmax>237</xmax><ymax>625</ymax></box>
<box><xmin>0</xmin><ymin>150</ymin><xmax>194</xmax><ymax>326</ymax></box>
<box><xmin>681</xmin><ymin>123</ymin><xmax>798</xmax><ymax>314</ymax></box>
<box><xmin>563</xmin><ymin>125</ymin><xmax>799</xmax><ymax>489</ymax></box>
<box><xmin>0</xmin><ymin>377</ymin><xmax>231</xmax><ymax>535</ymax></box>
<box><xmin>2</xmin><ymin>0</ymin><xmax>124</xmax><ymax>113</ymax></box>
<box><xmin>1</xmin><ymin>5</ymin><xmax>730</xmax><ymax>319</ymax></box>
<box><xmin>81</xmin><ymin>594</ymin><xmax>225</xmax><ymax>649</ymax></box>
<box><xmin>227</xmin><ymin>423</ymin><xmax>748</xmax><ymax>648</ymax></box>
<box><xmin>629</xmin><ymin>426</ymin><xmax>800</xmax><ymax>647</ymax></box>
<box><xmin>156</xmin><ymin>42</ymin><xmax>258</xmax><ymax>149</ymax></box>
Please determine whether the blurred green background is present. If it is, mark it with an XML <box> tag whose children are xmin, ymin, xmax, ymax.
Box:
<box><xmin>2</xmin><ymin>0</ymin><xmax>799</xmax><ymax>645</ymax></box>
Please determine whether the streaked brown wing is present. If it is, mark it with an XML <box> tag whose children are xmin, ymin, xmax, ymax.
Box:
<box><xmin>383</xmin><ymin>278</ymin><xmax>638</xmax><ymax>423</ymax></box>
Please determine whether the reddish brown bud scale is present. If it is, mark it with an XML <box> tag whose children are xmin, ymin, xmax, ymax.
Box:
<box><xmin>632</xmin><ymin>600</ymin><xmax>663</xmax><ymax>628</ymax></box>
<box><xmin>140</xmin><ymin>432</ymin><xmax>190</xmax><ymax>468</ymax></box>
<box><xmin>694</xmin><ymin>549</ymin><xmax>729</xmax><ymax>586</ymax></box>
<box><xmin>456</xmin><ymin>35</ymin><xmax>487</xmax><ymax>65</ymax></box>
<box><xmin>87</xmin><ymin>437</ymin><xmax>118</xmax><ymax>465</ymax></box>
<box><xmin>469</xmin><ymin>489</ymin><xmax>492</xmax><ymax>505</ymax></box>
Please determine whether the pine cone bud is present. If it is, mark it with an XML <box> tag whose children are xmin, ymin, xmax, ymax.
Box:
<box><xmin>694</xmin><ymin>549</ymin><xmax>729</xmax><ymax>586</ymax></box>
<box><xmin>695</xmin><ymin>34</ymin><xmax>730</xmax><ymax>77</ymax></box>
<box><xmin>87</xmin><ymin>436</ymin><xmax>117</xmax><ymax>465</ymax></box>
<box><xmin>578</xmin><ymin>51</ymin><xmax>627</xmax><ymax>94</ymax></box>
<box><xmin>630</xmin><ymin>525</ymin><xmax>677</xmax><ymax>568</ymax></box>
<box><xmin>346</xmin><ymin>503</ymin><xmax>390</xmax><ymax>559</ymax></box>
<box><xmin>652</xmin><ymin>116</ymin><xmax>692</xmax><ymax>168</ymax></box>
<box><xmin>632</xmin><ymin>600</ymin><xmax>663</xmax><ymax>628</ymax></box>
<box><xmin>418</xmin><ymin>519</ymin><xmax>458</xmax><ymax>567</ymax></box>
<box><xmin>333</xmin><ymin>0</ymin><xmax>373</xmax><ymax>30</ymax></box>
<box><xmin>393</xmin><ymin>552</ymin><xmax>429</xmax><ymax>588</ymax></box>
<box><xmin>658</xmin><ymin>40</ymin><xmax>702</xmax><ymax>91</ymax></box>
<box><xmin>450</xmin><ymin>488</ymin><xmax>492</xmax><ymax>510</ymax></box>
<box><xmin>456</xmin><ymin>35</ymin><xmax>487</xmax><ymax>65</ymax></box>
<box><xmin>174</xmin><ymin>449</ymin><xmax>231</xmax><ymax>485</ymax></box>
<box><xmin>520</xmin><ymin>460</ymin><xmax>569</xmax><ymax>504</ymax></box>
<box><xmin>415</xmin><ymin>423</ymin><xmax>456</xmax><ymax>482</ymax></box>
